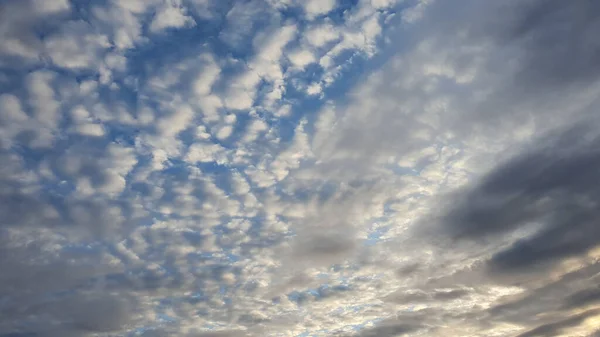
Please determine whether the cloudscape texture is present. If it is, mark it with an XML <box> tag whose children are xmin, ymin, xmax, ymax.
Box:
<box><xmin>1</xmin><ymin>0</ymin><xmax>600</xmax><ymax>336</ymax></box>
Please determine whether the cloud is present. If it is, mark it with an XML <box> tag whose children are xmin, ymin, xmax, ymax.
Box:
<box><xmin>499</xmin><ymin>0</ymin><xmax>600</xmax><ymax>91</ymax></box>
<box><xmin>219</xmin><ymin>0</ymin><xmax>274</xmax><ymax>51</ymax></box>
<box><xmin>302</xmin><ymin>0</ymin><xmax>337</xmax><ymax>19</ymax></box>
<box><xmin>0</xmin><ymin>230</ymin><xmax>137</xmax><ymax>336</ymax></box>
<box><xmin>304</xmin><ymin>23</ymin><xmax>339</xmax><ymax>48</ymax></box>
<box><xmin>44</xmin><ymin>20</ymin><xmax>111</xmax><ymax>70</ymax></box>
<box><xmin>69</xmin><ymin>106</ymin><xmax>105</xmax><ymax>137</ymax></box>
<box><xmin>349</xmin><ymin>322</ymin><xmax>422</xmax><ymax>337</ymax></box>
<box><xmin>438</xmin><ymin>122</ymin><xmax>600</xmax><ymax>274</ymax></box>
<box><xmin>0</xmin><ymin>0</ymin><xmax>70</xmax><ymax>65</ymax></box>
<box><xmin>149</xmin><ymin>1</ymin><xmax>196</xmax><ymax>33</ymax></box>
<box><xmin>516</xmin><ymin>309</ymin><xmax>600</xmax><ymax>337</ymax></box>
<box><xmin>225</xmin><ymin>23</ymin><xmax>297</xmax><ymax>110</ymax></box>
<box><xmin>279</xmin><ymin>0</ymin><xmax>600</xmax><ymax>335</ymax></box>
<box><xmin>3</xmin><ymin>0</ymin><xmax>600</xmax><ymax>336</ymax></box>
<box><xmin>287</xmin><ymin>48</ymin><xmax>316</xmax><ymax>70</ymax></box>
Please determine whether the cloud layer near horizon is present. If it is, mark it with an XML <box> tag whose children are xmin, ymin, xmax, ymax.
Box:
<box><xmin>2</xmin><ymin>0</ymin><xmax>600</xmax><ymax>336</ymax></box>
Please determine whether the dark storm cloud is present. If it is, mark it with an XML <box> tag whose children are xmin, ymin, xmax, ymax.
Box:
<box><xmin>384</xmin><ymin>288</ymin><xmax>469</xmax><ymax>305</ymax></box>
<box><xmin>347</xmin><ymin>321</ymin><xmax>423</xmax><ymax>337</ymax></box>
<box><xmin>0</xmin><ymin>144</ymin><xmax>148</xmax><ymax>335</ymax></box>
<box><xmin>516</xmin><ymin>309</ymin><xmax>600</xmax><ymax>337</ymax></box>
<box><xmin>425</xmin><ymin>109</ymin><xmax>600</xmax><ymax>335</ymax></box>
<box><xmin>407</xmin><ymin>2</ymin><xmax>600</xmax><ymax>332</ymax></box>
<box><xmin>484</xmin><ymin>263</ymin><xmax>600</xmax><ymax>324</ymax></box>
<box><xmin>501</xmin><ymin>0</ymin><xmax>600</xmax><ymax>90</ymax></box>
<box><xmin>0</xmin><ymin>161</ymin><xmax>147</xmax><ymax>335</ymax></box>
<box><xmin>326</xmin><ymin>312</ymin><xmax>426</xmax><ymax>337</ymax></box>
<box><xmin>354</xmin><ymin>324</ymin><xmax>420</xmax><ymax>337</ymax></box>
<box><xmin>438</xmin><ymin>123</ymin><xmax>600</xmax><ymax>274</ymax></box>
<box><xmin>563</xmin><ymin>285</ymin><xmax>600</xmax><ymax>310</ymax></box>
<box><xmin>432</xmin><ymin>289</ymin><xmax>469</xmax><ymax>301</ymax></box>
<box><xmin>433</xmin><ymin>0</ymin><xmax>600</xmax><ymax>91</ymax></box>
<box><xmin>58</xmin><ymin>294</ymin><xmax>136</xmax><ymax>333</ymax></box>
<box><xmin>0</xmin><ymin>231</ymin><xmax>136</xmax><ymax>336</ymax></box>
<box><xmin>140</xmin><ymin>329</ymin><xmax>250</xmax><ymax>337</ymax></box>
<box><xmin>192</xmin><ymin>332</ymin><xmax>249</xmax><ymax>337</ymax></box>
<box><xmin>402</xmin><ymin>0</ymin><xmax>600</xmax><ymax>139</ymax></box>
<box><xmin>0</xmin><ymin>292</ymin><xmax>137</xmax><ymax>337</ymax></box>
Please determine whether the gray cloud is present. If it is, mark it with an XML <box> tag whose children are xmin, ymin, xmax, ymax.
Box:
<box><xmin>140</xmin><ymin>329</ymin><xmax>251</xmax><ymax>337</ymax></box>
<box><xmin>0</xmin><ymin>0</ymin><xmax>70</xmax><ymax>67</ymax></box>
<box><xmin>516</xmin><ymin>309</ymin><xmax>600</xmax><ymax>337</ymax></box>
<box><xmin>501</xmin><ymin>0</ymin><xmax>600</xmax><ymax>91</ymax></box>
<box><xmin>440</xmin><ymin>123</ymin><xmax>600</xmax><ymax>274</ymax></box>
<box><xmin>353</xmin><ymin>323</ymin><xmax>421</xmax><ymax>337</ymax></box>
<box><xmin>563</xmin><ymin>285</ymin><xmax>600</xmax><ymax>311</ymax></box>
<box><xmin>338</xmin><ymin>314</ymin><xmax>424</xmax><ymax>337</ymax></box>
<box><xmin>384</xmin><ymin>288</ymin><xmax>469</xmax><ymax>305</ymax></box>
<box><xmin>372</xmin><ymin>1</ymin><xmax>600</xmax><ymax>335</ymax></box>
<box><xmin>483</xmin><ymin>262</ymin><xmax>600</xmax><ymax>323</ymax></box>
<box><xmin>418</xmin><ymin>122</ymin><xmax>600</xmax><ymax>334</ymax></box>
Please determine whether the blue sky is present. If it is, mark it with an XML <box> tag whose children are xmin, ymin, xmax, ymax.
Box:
<box><xmin>2</xmin><ymin>0</ymin><xmax>600</xmax><ymax>336</ymax></box>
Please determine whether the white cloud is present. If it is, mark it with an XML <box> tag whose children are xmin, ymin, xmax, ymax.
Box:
<box><xmin>0</xmin><ymin>94</ymin><xmax>27</xmax><ymax>124</ymax></box>
<box><xmin>32</xmin><ymin>0</ymin><xmax>71</xmax><ymax>14</ymax></box>
<box><xmin>75</xmin><ymin>123</ymin><xmax>106</xmax><ymax>137</ymax></box>
<box><xmin>191</xmin><ymin>55</ymin><xmax>224</xmax><ymax>123</ymax></box>
<box><xmin>269</xmin><ymin>119</ymin><xmax>312</xmax><ymax>181</ymax></box>
<box><xmin>306</xmin><ymin>82</ymin><xmax>323</xmax><ymax>96</ymax></box>
<box><xmin>274</xmin><ymin>104</ymin><xmax>292</xmax><ymax>117</ymax></box>
<box><xmin>185</xmin><ymin>142</ymin><xmax>228</xmax><ymax>164</ymax></box>
<box><xmin>156</xmin><ymin>104</ymin><xmax>196</xmax><ymax>137</ymax></box>
<box><xmin>243</xmin><ymin>118</ymin><xmax>269</xmax><ymax>142</ymax></box>
<box><xmin>0</xmin><ymin>0</ymin><xmax>70</xmax><ymax>63</ymax></box>
<box><xmin>21</xmin><ymin>71</ymin><xmax>62</xmax><ymax>147</ymax></box>
<box><xmin>92</xmin><ymin>0</ymin><xmax>153</xmax><ymax>50</ymax></box>
<box><xmin>0</xmin><ymin>94</ymin><xmax>29</xmax><ymax>149</ymax></box>
<box><xmin>303</xmin><ymin>0</ymin><xmax>337</xmax><ymax>19</ymax></box>
<box><xmin>149</xmin><ymin>2</ymin><xmax>196</xmax><ymax>33</ymax></box>
<box><xmin>219</xmin><ymin>0</ymin><xmax>270</xmax><ymax>49</ymax></box>
<box><xmin>231</xmin><ymin>171</ymin><xmax>251</xmax><ymax>195</ymax></box>
<box><xmin>70</xmin><ymin>106</ymin><xmax>105</xmax><ymax>137</ymax></box>
<box><xmin>225</xmin><ymin>24</ymin><xmax>297</xmax><ymax>110</ymax></box>
<box><xmin>245</xmin><ymin>166</ymin><xmax>277</xmax><ymax>188</ymax></box>
<box><xmin>193</xmin><ymin>55</ymin><xmax>221</xmax><ymax>97</ymax></box>
<box><xmin>194</xmin><ymin>125</ymin><xmax>212</xmax><ymax>140</ymax></box>
<box><xmin>369</xmin><ymin>0</ymin><xmax>400</xmax><ymax>9</ymax></box>
<box><xmin>216</xmin><ymin>125</ymin><xmax>234</xmax><ymax>140</ymax></box>
<box><xmin>304</xmin><ymin>23</ymin><xmax>340</xmax><ymax>48</ymax></box>
<box><xmin>26</xmin><ymin>71</ymin><xmax>59</xmax><ymax>127</ymax></box>
<box><xmin>45</xmin><ymin>21</ymin><xmax>111</xmax><ymax>70</ymax></box>
<box><xmin>287</xmin><ymin>48</ymin><xmax>316</xmax><ymax>69</ymax></box>
<box><xmin>60</xmin><ymin>143</ymin><xmax>138</xmax><ymax>197</ymax></box>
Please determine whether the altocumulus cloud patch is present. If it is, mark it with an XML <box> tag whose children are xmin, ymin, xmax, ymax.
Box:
<box><xmin>2</xmin><ymin>0</ymin><xmax>600</xmax><ymax>336</ymax></box>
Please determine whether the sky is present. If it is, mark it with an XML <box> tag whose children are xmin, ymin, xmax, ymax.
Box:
<box><xmin>1</xmin><ymin>0</ymin><xmax>600</xmax><ymax>336</ymax></box>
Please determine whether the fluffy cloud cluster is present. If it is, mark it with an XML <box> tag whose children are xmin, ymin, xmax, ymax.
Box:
<box><xmin>2</xmin><ymin>0</ymin><xmax>600</xmax><ymax>336</ymax></box>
